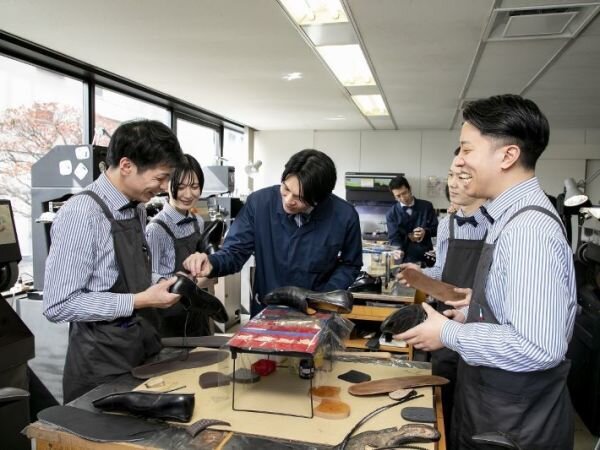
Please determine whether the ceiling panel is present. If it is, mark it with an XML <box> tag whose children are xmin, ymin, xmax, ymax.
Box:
<box><xmin>467</xmin><ymin>39</ymin><xmax>568</xmax><ymax>98</ymax></box>
<box><xmin>527</xmin><ymin>14</ymin><xmax>600</xmax><ymax>128</ymax></box>
<box><xmin>348</xmin><ymin>0</ymin><xmax>494</xmax><ymax>128</ymax></box>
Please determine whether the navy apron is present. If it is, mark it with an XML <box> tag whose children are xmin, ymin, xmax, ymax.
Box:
<box><xmin>450</xmin><ymin>206</ymin><xmax>574</xmax><ymax>450</ymax></box>
<box><xmin>152</xmin><ymin>219</ymin><xmax>211</xmax><ymax>337</ymax></box>
<box><xmin>62</xmin><ymin>191</ymin><xmax>161</xmax><ymax>403</ymax></box>
<box><xmin>431</xmin><ymin>213</ymin><xmax>486</xmax><ymax>436</ymax></box>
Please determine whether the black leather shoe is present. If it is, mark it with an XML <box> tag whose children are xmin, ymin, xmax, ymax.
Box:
<box><xmin>262</xmin><ymin>286</ymin><xmax>353</xmax><ymax>314</ymax></box>
<box><xmin>262</xmin><ymin>286</ymin><xmax>310</xmax><ymax>313</ymax></box>
<box><xmin>348</xmin><ymin>272</ymin><xmax>382</xmax><ymax>293</ymax></box>
<box><xmin>92</xmin><ymin>391</ymin><xmax>195</xmax><ymax>423</ymax></box>
<box><xmin>380</xmin><ymin>304</ymin><xmax>426</xmax><ymax>335</ymax></box>
<box><xmin>170</xmin><ymin>273</ymin><xmax>229</xmax><ymax>323</ymax></box>
<box><xmin>306</xmin><ymin>290</ymin><xmax>353</xmax><ymax>314</ymax></box>
<box><xmin>197</xmin><ymin>220</ymin><xmax>226</xmax><ymax>254</ymax></box>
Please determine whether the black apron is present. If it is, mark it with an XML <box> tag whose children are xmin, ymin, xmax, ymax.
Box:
<box><xmin>62</xmin><ymin>191</ymin><xmax>162</xmax><ymax>403</ymax></box>
<box><xmin>152</xmin><ymin>219</ymin><xmax>211</xmax><ymax>337</ymax></box>
<box><xmin>431</xmin><ymin>214</ymin><xmax>486</xmax><ymax>437</ymax></box>
<box><xmin>450</xmin><ymin>206</ymin><xmax>574</xmax><ymax>450</ymax></box>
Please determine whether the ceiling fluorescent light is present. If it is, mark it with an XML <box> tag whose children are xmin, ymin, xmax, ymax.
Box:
<box><xmin>352</xmin><ymin>95</ymin><xmax>388</xmax><ymax>116</ymax></box>
<box><xmin>317</xmin><ymin>45</ymin><xmax>375</xmax><ymax>86</ymax></box>
<box><xmin>283</xmin><ymin>72</ymin><xmax>303</xmax><ymax>81</ymax></box>
<box><xmin>279</xmin><ymin>0</ymin><xmax>347</xmax><ymax>25</ymax></box>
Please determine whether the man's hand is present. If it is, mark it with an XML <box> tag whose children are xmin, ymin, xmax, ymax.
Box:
<box><xmin>411</xmin><ymin>227</ymin><xmax>425</xmax><ymax>242</ymax></box>
<box><xmin>394</xmin><ymin>303</ymin><xmax>447</xmax><ymax>351</ymax></box>
<box><xmin>134</xmin><ymin>277</ymin><xmax>180</xmax><ymax>309</ymax></box>
<box><xmin>395</xmin><ymin>262</ymin><xmax>421</xmax><ymax>285</ymax></box>
<box><xmin>391</xmin><ymin>249</ymin><xmax>404</xmax><ymax>262</ymax></box>
<box><xmin>443</xmin><ymin>287</ymin><xmax>472</xmax><ymax>308</ymax></box>
<box><xmin>183</xmin><ymin>252</ymin><xmax>212</xmax><ymax>277</ymax></box>
<box><xmin>443</xmin><ymin>308</ymin><xmax>466</xmax><ymax>323</ymax></box>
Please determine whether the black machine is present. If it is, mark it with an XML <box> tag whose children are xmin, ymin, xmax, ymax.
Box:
<box><xmin>30</xmin><ymin>144</ymin><xmax>107</xmax><ymax>290</ymax></box>
<box><xmin>0</xmin><ymin>199</ymin><xmax>35</xmax><ymax>450</ymax></box>
<box><xmin>345</xmin><ymin>172</ymin><xmax>403</xmax><ymax>239</ymax></box>
<box><xmin>567</xmin><ymin>214</ymin><xmax>600</xmax><ymax>435</ymax></box>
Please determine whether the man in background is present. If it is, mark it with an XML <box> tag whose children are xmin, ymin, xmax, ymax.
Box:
<box><xmin>386</xmin><ymin>175</ymin><xmax>437</xmax><ymax>265</ymax></box>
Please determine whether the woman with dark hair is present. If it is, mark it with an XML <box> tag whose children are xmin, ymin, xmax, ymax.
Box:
<box><xmin>146</xmin><ymin>154</ymin><xmax>210</xmax><ymax>337</ymax></box>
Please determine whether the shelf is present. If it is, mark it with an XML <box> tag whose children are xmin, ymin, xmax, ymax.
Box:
<box><xmin>344</xmin><ymin>338</ymin><xmax>412</xmax><ymax>358</ymax></box>
<box><xmin>342</xmin><ymin>305</ymin><xmax>396</xmax><ymax>321</ymax></box>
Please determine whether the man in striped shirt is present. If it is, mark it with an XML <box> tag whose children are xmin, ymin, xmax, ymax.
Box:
<box><xmin>43</xmin><ymin>120</ymin><xmax>185</xmax><ymax>403</ymax></box>
<box><xmin>397</xmin><ymin>95</ymin><xmax>576</xmax><ymax>449</ymax></box>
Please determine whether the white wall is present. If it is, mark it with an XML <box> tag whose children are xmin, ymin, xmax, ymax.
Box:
<box><xmin>253</xmin><ymin>128</ymin><xmax>600</xmax><ymax>209</ymax></box>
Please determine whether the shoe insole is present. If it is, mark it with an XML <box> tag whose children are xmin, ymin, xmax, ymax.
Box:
<box><xmin>401</xmin><ymin>406</ymin><xmax>436</xmax><ymax>423</ymax></box>
<box><xmin>37</xmin><ymin>406</ymin><xmax>167</xmax><ymax>442</ymax></box>
<box><xmin>400</xmin><ymin>268</ymin><xmax>465</xmax><ymax>302</ymax></box>
<box><xmin>348</xmin><ymin>375</ymin><xmax>449</xmax><ymax>396</ymax></box>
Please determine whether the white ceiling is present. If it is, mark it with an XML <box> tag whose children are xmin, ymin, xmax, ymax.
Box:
<box><xmin>1</xmin><ymin>0</ymin><xmax>599</xmax><ymax>131</ymax></box>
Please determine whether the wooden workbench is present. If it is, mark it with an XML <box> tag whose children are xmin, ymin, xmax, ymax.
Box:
<box><xmin>25</xmin><ymin>357</ymin><xmax>445</xmax><ymax>450</ymax></box>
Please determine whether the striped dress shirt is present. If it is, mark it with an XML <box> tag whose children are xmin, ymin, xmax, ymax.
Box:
<box><xmin>145</xmin><ymin>202</ymin><xmax>204</xmax><ymax>283</ymax></box>
<box><xmin>43</xmin><ymin>173</ymin><xmax>146</xmax><ymax>323</ymax></box>
<box><xmin>441</xmin><ymin>177</ymin><xmax>577</xmax><ymax>372</ymax></box>
<box><xmin>423</xmin><ymin>208</ymin><xmax>488</xmax><ymax>281</ymax></box>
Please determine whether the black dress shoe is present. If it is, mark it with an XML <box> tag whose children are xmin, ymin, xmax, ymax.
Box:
<box><xmin>170</xmin><ymin>273</ymin><xmax>229</xmax><ymax>323</ymax></box>
<box><xmin>306</xmin><ymin>290</ymin><xmax>353</xmax><ymax>314</ymax></box>
<box><xmin>262</xmin><ymin>286</ymin><xmax>353</xmax><ymax>314</ymax></box>
<box><xmin>262</xmin><ymin>286</ymin><xmax>310</xmax><ymax>313</ymax></box>
<box><xmin>196</xmin><ymin>220</ymin><xmax>226</xmax><ymax>254</ymax></box>
<box><xmin>380</xmin><ymin>304</ymin><xmax>426</xmax><ymax>336</ymax></box>
<box><xmin>348</xmin><ymin>272</ymin><xmax>382</xmax><ymax>294</ymax></box>
<box><xmin>92</xmin><ymin>391</ymin><xmax>195</xmax><ymax>423</ymax></box>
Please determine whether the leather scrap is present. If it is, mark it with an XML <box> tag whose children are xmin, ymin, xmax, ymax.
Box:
<box><xmin>348</xmin><ymin>375</ymin><xmax>449</xmax><ymax>396</ymax></box>
<box><xmin>185</xmin><ymin>418</ymin><xmax>231</xmax><ymax>437</ymax></box>
<box><xmin>37</xmin><ymin>405</ymin><xmax>167</xmax><ymax>442</ymax></box>
<box><xmin>337</xmin><ymin>370</ymin><xmax>371</xmax><ymax>384</ymax></box>
<box><xmin>400</xmin><ymin>268</ymin><xmax>465</xmax><ymax>302</ymax></box>
<box><xmin>131</xmin><ymin>350</ymin><xmax>229</xmax><ymax>379</ymax></box>
<box><xmin>400</xmin><ymin>406</ymin><xmax>436</xmax><ymax>423</ymax></box>
<box><xmin>313</xmin><ymin>398</ymin><xmax>351</xmax><ymax>420</ymax></box>
<box><xmin>199</xmin><ymin>371</ymin><xmax>231</xmax><ymax>389</ymax></box>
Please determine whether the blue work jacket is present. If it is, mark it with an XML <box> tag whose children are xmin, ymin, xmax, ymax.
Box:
<box><xmin>208</xmin><ymin>185</ymin><xmax>363</xmax><ymax>315</ymax></box>
<box><xmin>386</xmin><ymin>198</ymin><xmax>438</xmax><ymax>263</ymax></box>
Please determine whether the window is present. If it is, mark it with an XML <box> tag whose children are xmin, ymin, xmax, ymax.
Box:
<box><xmin>0</xmin><ymin>54</ymin><xmax>84</xmax><ymax>279</ymax></box>
<box><xmin>94</xmin><ymin>86</ymin><xmax>170</xmax><ymax>146</ymax></box>
<box><xmin>222</xmin><ymin>128</ymin><xmax>248</xmax><ymax>196</ymax></box>
<box><xmin>175</xmin><ymin>117</ymin><xmax>219</xmax><ymax>169</ymax></box>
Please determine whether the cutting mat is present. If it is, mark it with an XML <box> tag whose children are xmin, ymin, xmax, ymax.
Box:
<box><xmin>134</xmin><ymin>351</ymin><xmax>436</xmax><ymax>447</ymax></box>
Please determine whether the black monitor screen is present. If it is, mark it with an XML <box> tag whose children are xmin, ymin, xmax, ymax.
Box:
<box><xmin>0</xmin><ymin>199</ymin><xmax>21</xmax><ymax>265</ymax></box>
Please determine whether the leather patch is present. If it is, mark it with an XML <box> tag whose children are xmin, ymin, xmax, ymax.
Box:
<box><xmin>401</xmin><ymin>406</ymin><xmax>436</xmax><ymax>423</ymax></box>
<box><xmin>199</xmin><ymin>371</ymin><xmax>231</xmax><ymax>389</ymax></box>
<box><xmin>337</xmin><ymin>370</ymin><xmax>371</xmax><ymax>383</ymax></box>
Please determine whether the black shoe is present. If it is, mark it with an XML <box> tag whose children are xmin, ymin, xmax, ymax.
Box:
<box><xmin>92</xmin><ymin>391</ymin><xmax>195</xmax><ymax>423</ymax></box>
<box><xmin>170</xmin><ymin>273</ymin><xmax>229</xmax><ymax>323</ymax></box>
<box><xmin>348</xmin><ymin>272</ymin><xmax>382</xmax><ymax>294</ymax></box>
<box><xmin>262</xmin><ymin>286</ymin><xmax>353</xmax><ymax>314</ymax></box>
<box><xmin>380</xmin><ymin>304</ymin><xmax>426</xmax><ymax>335</ymax></box>
<box><xmin>197</xmin><ymin>220</ymin><xmax>226</xmax><ymax>254</ymax></box>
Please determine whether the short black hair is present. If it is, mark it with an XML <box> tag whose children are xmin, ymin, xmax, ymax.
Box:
<box><xmin>445</xmin><ymin>185</ymin><xmax>451</xmax><ymax>203</ymax></box>
<box><xmin>170</xmin><ymin>154</ymin><xmax>205</xmax><ymax>200</ymax></box>
<box><xmin>281</xmin><ymin>149</ymin><xmax>336</xmax><ymax>206</ymax></box>
<box><xmin>106</xmin><ymin>119</ymin><xmax>184</xmax><ymax>171</ymax></box>
<box><xmin>389</xmin><ymin>175</ymin><xmax>411</xmax><ymax>192</ymax></box>
<box><xmin>462</xmin><ymin>94</ymin><xmax>549</xmax><ymax>170</ymax></box>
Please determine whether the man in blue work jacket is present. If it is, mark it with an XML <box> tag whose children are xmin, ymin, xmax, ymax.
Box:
<box><xmin>386</xmin><ymin>175</ymin><xmax>438</xmax><ymax>265</ymax></box>
<box><xmin>185</xmin><ymin>149</ymin><xmax>363</xmax><ymax>316</ymax></box>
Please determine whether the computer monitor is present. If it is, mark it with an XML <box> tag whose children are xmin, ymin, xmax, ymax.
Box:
<box><xmin>0</xmin><ymin>199</ymin><xmax>21</xmax><ymax>265</ymax></box>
